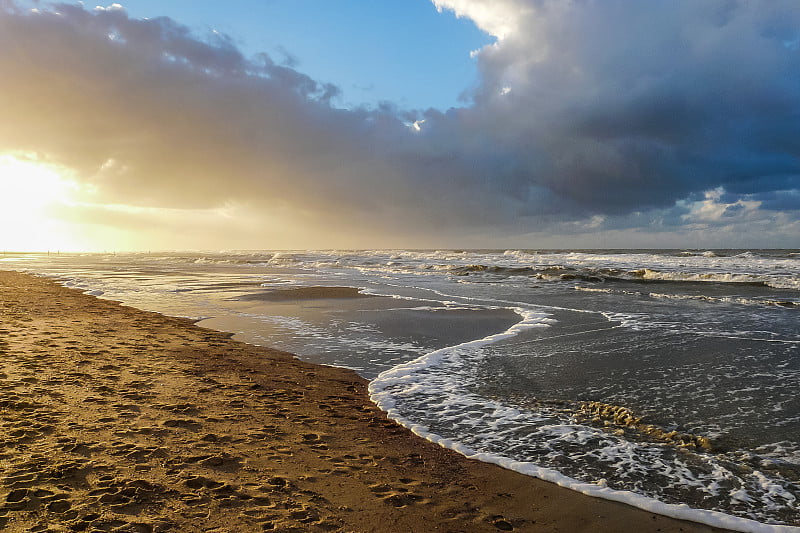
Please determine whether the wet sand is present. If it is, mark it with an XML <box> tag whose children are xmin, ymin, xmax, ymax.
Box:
<box><xmin>237</xmin><ymin>286</ymin><xmax>369</xmax><ymax>301</ymax></box>
<box><xmin>0</xmin><ymin>271</ymin><xmax>731</xmax><ymax>532</ymax></box>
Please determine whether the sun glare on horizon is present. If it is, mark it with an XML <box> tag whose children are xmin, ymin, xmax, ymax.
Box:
<box><xmin>0</xmin><ymin>154</ymin><xmax>85</xmax><ymax>252</ymax></box>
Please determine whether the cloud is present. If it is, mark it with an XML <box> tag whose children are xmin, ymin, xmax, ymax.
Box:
<box><xmin>0</xmin><ymin>5</ymin><xmax>416</xmax><ymax>224</ymax></box>
<box><xmin>432</xmin><ymin>0</ymin><xmax>526</xmax><ymax>39</ymax></box>
<box><xmin>445</xmin><ymin>0</ymin><xmax>800</xmax><ymax>209</ymax></box>
<box><xmin>0</xmin><ymin>1</ymin><xmax>799</xmax><ymax>248</ymax></box>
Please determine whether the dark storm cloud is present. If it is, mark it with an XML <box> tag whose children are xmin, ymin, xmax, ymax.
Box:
<box><xmin>731</xmin><ymin>190</ymin><xmax>800</xmax><ymax>212</ymax></box>
<box><xmin>1</xmin><ymin>0</ymin><xmax>799</xmax><ymax>244</ymax></box>
<box><xmin>450</xmin><ymin>0</ymin><xmax>800</xmax><ymax>214</ymax></box>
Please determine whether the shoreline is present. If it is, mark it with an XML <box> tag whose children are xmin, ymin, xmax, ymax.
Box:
<box><xmin>0</xmin><ymin>270</ymin><xmax>734</xmax><ymax>532</ymax></box>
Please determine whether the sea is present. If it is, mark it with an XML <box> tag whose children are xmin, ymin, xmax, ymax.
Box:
<box><xmin>3</xmin><ymin>249</ymin><xmax>799</xmax><ymax>531</ymax></box>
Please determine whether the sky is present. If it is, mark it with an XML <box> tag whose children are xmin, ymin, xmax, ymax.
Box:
<box><xmin>108</xmin><ymin>0</ymin><xmax>492</xmax><ymax>112</ymax></box>
<box><xmin>0</xmin><ymin>0</ymin><xmax>799</xmax><ymax>251</ymax></box>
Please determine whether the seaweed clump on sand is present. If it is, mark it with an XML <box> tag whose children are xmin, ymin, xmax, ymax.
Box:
<box><xmin>578</xmin><ymin>401</ymin><xmax>713</xmax><ymax>451</ymax></box>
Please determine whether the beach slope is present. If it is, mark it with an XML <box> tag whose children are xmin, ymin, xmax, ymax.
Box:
<box><xmin>0</xmin><ymin>271</ymin><xmax>729</xmax><ymax>532</ymax></box>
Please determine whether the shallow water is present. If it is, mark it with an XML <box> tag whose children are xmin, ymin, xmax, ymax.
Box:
<box><xmin>4</xmin><ymin>249</ymin><xmax>799</xmax><ymax>529</ymax></box>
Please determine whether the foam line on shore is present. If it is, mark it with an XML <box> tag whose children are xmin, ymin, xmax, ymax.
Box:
<box><xmin>368</xmin><ymin>308</ymin><xmax>800</xmax><ymax>533</ymax></box>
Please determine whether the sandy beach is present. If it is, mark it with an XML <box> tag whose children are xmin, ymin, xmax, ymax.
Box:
<box><xmin>0</xmin><ymin>270</ymin><xmax>731</xmax><ymax>533</ymax></box>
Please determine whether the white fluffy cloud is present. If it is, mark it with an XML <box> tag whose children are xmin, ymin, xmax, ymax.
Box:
<box><xmin>432</xmin><ymin>0</ymin><xmax>526</xmax><ymax>39</ymax></box>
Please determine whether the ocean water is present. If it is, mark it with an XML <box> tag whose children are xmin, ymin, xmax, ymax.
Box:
<box><xmin>3</xmin><ymin>249</ymin><xmax>799</xmax><ymax>531</ymax></box>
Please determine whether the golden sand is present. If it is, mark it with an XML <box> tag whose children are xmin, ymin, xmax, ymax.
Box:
<box><xmin>0</xmin><ymin>271</ymin><xmax>730</xmax><ymax>532</ymax></box>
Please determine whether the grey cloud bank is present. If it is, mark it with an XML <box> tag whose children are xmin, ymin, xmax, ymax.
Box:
<box><xmin>1</xmin><ymin>0</ymin><xmax>798</xmax><ymax>247</ymax></box>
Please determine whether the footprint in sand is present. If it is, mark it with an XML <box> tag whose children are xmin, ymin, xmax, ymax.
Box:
<box><xmin>162</xmin><ymin>418</ymin><xmax>203</xmax><ymax>431</ymax></box>
<box><xmin>440</xmin><ymin>502</ymin><xmax>482</xmax><ymax>522</ymax></box>
<box><xmin>381</xmin><ymin>492</ymin><xmax>428</xmax><ymax>508</ymax></box>
<box><xmin>184</xmin><ymin>475</ymin><xmax>225</xmax><ymax>490</ymax></box>
<box><xmin>267</xmin><ymin>445</ymin><xmax>294</xmax><ymax>458</ymax></box>
<box><xmin>158</xmin><ymin>403</ymin><xmax>201</xmax><ymax>415</ymax></box>
<box><xmin>299</xmin><ymin>432</ymin><xmax>330</xmax><ymax>450</ymax></box>
<box><xmin>369</xmin><ymin>478</ymin><xmax>430</xmax><ymax>508</ymax></box>
<box><xmin>489</xmin><ymin>515</ymin><xmax>516</xmax><ymax>531</ymax></box>
<box><xmin>198</xmin><ymin>454</ymin><xmax>243</xmax><ymax>471</ymax></box>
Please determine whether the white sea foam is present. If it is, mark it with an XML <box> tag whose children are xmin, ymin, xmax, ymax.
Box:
<box><xmin>370</xmin><ymin>307</ymin><xmax>552</xmax><ymax>411</ymax></box>
<box><xmin>282</xmin><ymin>249</ymin><xmax>800</xmax><ymax>291</ymax></box>
<box><xmin>574</xmin><ymin>285</ymin><xmax>799</xmax><ymax>308</ymax></box>
<box><xmin>369</xmin><ymin>303</ymin><xmax>800</xmax><ymax>531</ymax></box>
<box><xmin>231</xmin><ymin>311</ymin><xmax>430</xmax><ymax>358</ymax></box>
<box><xmin>632</xmin><ymin>268</ymin><xmax>796</xmax><ymax>289</ymax></box>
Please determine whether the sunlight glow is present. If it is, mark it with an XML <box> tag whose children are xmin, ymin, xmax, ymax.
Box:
<box><xmin>0</xmin><ymin>154</ymin><xmax>83</xmax><ymax>252</ymax></box>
